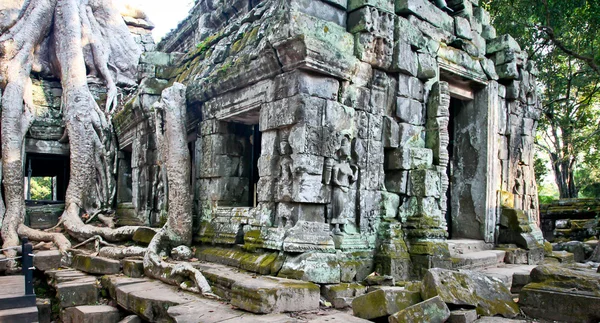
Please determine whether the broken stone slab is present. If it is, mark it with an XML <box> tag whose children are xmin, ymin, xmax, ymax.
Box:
<box><xmin>448</xmin><ymin>309</ymin><xmax>478</xmax><ymax>323</ymax></box>
<box><xmin>36</xmin><ymin>298</ymin><xmax>52</xmax><ymax>323</ymax></box>
<box><xmin>194</xmin><ymin>262</ymin><xmax>320</xmax><ymax>313</ymax></box>
<box><xmin>351</xmin><ymin>287</ymin><xmax>421</xmax><ymax>320</ymax></box>
<box><xmin>388</xmin><ymin>296</ymin><xmax>451</xmax><ymax>323</ymax></box>
<box><xmin>167</xmin><ymin>300</ymin><xmax>297</xmax><ymax>323</ymax></box>
<box><xmin>72</xmin><ymin>254</ymin><xmax>121</xmax><ymax>275</ymax></box>
<box><xmin>278</xmin><ymin>251</ymin><xmax>340</xmax><ymax>284</ymax></box>
<box><xmin>33</xmin><ymin>250</ymin><xmax>62</xmax><ymax>271</ymax></box>
<box><xmin>520</xmin><ymin>264</ymin><xmax>600</xmax><ymax>323</ymax></box>
<box><xmin>61</xmin><ymin>305</ymin><xmax>120</xmax><ymax>323</ymax></box>
<box><xmin>362</xmin><ymin>274</ymin><xmax>395</xmax><ymax>286</ymax></box>
<box><xmin>321</xmin><ymin>283</ymin><xmax>367</xmax><ymax>304</ymax></box>
<box><xmin>473</xmin><ymin>318</ymin><xmax>527</xmax><ymax>323</ymax></box>
<box><xmin>421</xmin><ymin>268</ymin><xmax>519</xmax><ymax>318</ymax></box>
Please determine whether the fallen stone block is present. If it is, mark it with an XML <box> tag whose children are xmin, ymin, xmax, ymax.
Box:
<box><xmin>62</xmin><ymin>305</ymin><xmax>120</xmax><ymax>323</ymax></box>
<box><xmin>519</xmin><ymin>264</ymin><xmax>600</xmax><ymax>323</ymax></box>
<box><xmin>72</xmin><ymin>254</ymin><xmax>121</xmax><ymax>275</ymax></box>
<box><xmin>351</xmin><ymin>287</ymin><xmax>421</xmax><ymax>320</ymax></box>
<box><xmin>388</xmin><ymin>296</ymin><xmax>451</xmax><ymax>323</ymax></box>
<box><xmin>421</xmin><ymin>268</ymin><xmax>519</xmax><ymax>318</ymax></box>
<box><xmin>448</xmin><ymin>309</ymin><xmax>478</xmax><ymax>323</ymax></box>
<box><xmin>321</xmin><ymin>283</ymin><xmax>367</xmax><ymax>302</ymax></box>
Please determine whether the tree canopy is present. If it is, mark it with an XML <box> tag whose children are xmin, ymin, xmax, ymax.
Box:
<box><xmin>485</xmin><ymin>0</ymin><xmax>600</xmax><ymax>198</ymax></box>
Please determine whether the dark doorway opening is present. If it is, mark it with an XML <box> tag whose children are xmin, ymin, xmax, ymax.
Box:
<box><xmin>247</xmin><ymin>125</ymin><xmax>261</xmax><ymax>207</ymax></box>
<box><xmin>25</xmin><ymin>153</ymin><xmax>69</xmax><ymax>205</ymax></box>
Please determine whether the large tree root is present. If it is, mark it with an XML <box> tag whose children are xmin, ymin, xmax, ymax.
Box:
<box><xmin>143</xmin><ymin>83</ymin><xmax>213</xmax><ymax>296</ymax></box>
<box><xmin>0</xmin><ymin>0</ymin><xmax>140</xmax><ymax>270</ymax></box>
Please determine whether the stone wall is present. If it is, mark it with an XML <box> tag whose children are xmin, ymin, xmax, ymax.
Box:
<box><xmin>13</xmin><ymin>0</ymin><xmax>545</xmax><ymax>282</ymax></box>
<box><xmin>122</xmin><ymin>0</ymin><xmax>546</xmax><ymax>281</ymax></box>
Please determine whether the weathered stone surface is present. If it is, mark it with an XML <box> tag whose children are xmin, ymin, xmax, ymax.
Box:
<box><xmin>487</xmin><ymin>35</ymin><xmax>521</xmax><ymax>54</ymax></box>
<box><xmin>520</xmin><ymin>265</ymin><xmax>600</xmax><ymax>323</ymax></box>
<box><xmin>421</xmin><ymin>268</ymin><xmax>519</xmax><ymax>318</ymax></box>
<box><xmin>388</xmin><ymin>296</ymin><xmax>451</xmax><ymax>323</ymax></box>
<box><xmin>396</xmin><ymin>97</ymin><xmax>424</xmax><ymax>125</ymax></box>
<box><xmin>279</xmin><ymin>252</ymin><xmax>340</xmax><ymax>284</ymax></box>
<box><xmin>122</xmin><ymin>259</ymin><xmax>144</xmax><ymax>278</ymax></box>
<box><xmin>448</xmin><ymin>309</ymin><xmax>478</xmax><ymax>323</ymax></box>
<box><xmin>36</xmin><ymin>298</ymin><xmax>52</xmax><ymax>323</ymax></box>
<box><xmin>351</xmin><ymin>287</ymin><xmax>421</xmax><ymax>319</ymax></box>
<box><xmin>119</xmin><ymin>315</ymin><xmax>141</xmax><ymax>323</ymax></box>
<box><xmin>34</xmin><ymin>250</ymin><xmax>62</xmax><ymax>271</ymax></box>
<box><xmin>55</xmin><ymin>277</ymin><xmax>99</xmax><ymax>308</ymax></box>
<box><xmin>72</xmin><ymin>254</ymin><xmax>121</xmax><ymax>275</ymax></box>
<box><xmin>395</xmin><ymin>0</ymin><xmax>454</xmax><ymax>33</ymax></box>
<box><xmin>132</xmin><ymin>227</ymin><xmax>157</xmax><ymax>244</ymax></box>
<box><xmin>386</xmin><ymin>148</ymin><xmax>433</xmax><ymax>170</ymax></box>
<box><xmin>62</xmin><ymin>305</ymin><xmax>120</xmax><ymax>323</ymax></box>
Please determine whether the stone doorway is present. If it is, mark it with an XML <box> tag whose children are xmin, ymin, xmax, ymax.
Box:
<box><xmin>430</xmin><ymin>79</ymin><xmax>499</xmax><ymax>243</ymax></box>
<box><xmin>24</xmin><ymin>153</ymin><xmax>69</xmax><ymax>203</ymax></box>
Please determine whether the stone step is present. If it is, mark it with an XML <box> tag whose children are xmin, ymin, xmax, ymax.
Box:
<box><xmin>447</xmin><ymin>239</ymin><xmax>493</xmax><ymax>257</ymax></box>
<box><xmin>72</xmin><ymin>254</ymin><xmax>121</xmax><ymax>275</ymax></box>
<box><xmin>61</xmin><ymin>305</ymin><xmax>120</xmax><ymax>323</ymax></box>
<box><xmin>46</xmin><ymin>269</ymin><xmax>99</xmax><ymax>309</ymax></box>
<box><xmin>478</xmin><ymin>264</ymin><xmax>536</xmax><ymax>293</ymax></box>
<box><xmin>101</xmin><ymin>275</ymin><xmax>317</xmax><ymax>322</ymax></box>
<box><xmin>192</xmin><ymin>262</ymin><xmax>320</xmax><ymax>314</ymax></box>
<box><xmin>0</xmin><ymin>306</ymin><xmax>38</xmax><ymax>323</ymax></box>
<box><xmin>451</xmin><ymin>250</ymin><xmax>506</xmax><ymax>269</ymax></box>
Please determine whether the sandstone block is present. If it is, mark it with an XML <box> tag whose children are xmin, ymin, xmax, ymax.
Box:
<box><xmin>62</xmin><ymin>305</ymin><xmax>120</xmax><ymax>323</ymax></box>
<box><xmin>487</xmin><ymin>34</ymin><xmax>521</xmax><ymax>54</ymax></box>
<box><xmin>416</xmin><ymin>53</ymin><xmax>437</xmax><ymax>80</ymax></box>
<box><xmin>454</xmin><ymin>16</ymin><xmax>472</xmax><ymax>40</ymax></box>
<box><xmin>123</xmin><ymin>259</ymin><xmax>144</xmax><ymax>278</ymax></box>
<box><xmin>348</xmin><ymin>0</ymin><xmax>395</xmax><ymax>12</ymax></box>
<box><xmin>396</xmin><ymin>97</ymin><xmax>424</xmax><ymax>125</ymax></box>
<box><xmin>421</xmin><ymin>268</ymin><xmax>519</xmax><ymax>318</ymax></box>
<box><xmin>72</xmin><ymin>254</ymin><xmax>121</xmax><ymax>275</ymax></box>
<box><xmin>386</xmin><ymin>148</ymin><xmax>432</xmax><ymax>170</ymax></box>
<box><xmin>56</xmin><ymin>278</ymin><xmax>98</xmax><ymax>308</ymax></box>
<box><xmin>395</xmin><ymin>0</ymin><xmax>454</xmax><ymax>33</ymax></box>
<box><xmin>398</xmin><ymin>123</ymin><xmax>425</xmax><ymax>148</ymax></box>
<box><xmin>408</xmin><ymin>169</ymin><xmax>440</xmax><ymax>197</ymax></box>
<box><xmin>34</xmin><ymin>250</ymin><xmax>62</xmax><ymax>271</ymax></box>
<box><xmin>388</xmin><ymin>296</ymin><xmax>451</xmax><ymax>323</ymax></box>
<box><xmin>351</xmin><ymin>287</ymin><xmax>421</xmax><ymax>319</ymax></box>
<box><xmin>392</xmin><ymin>40</ymin><xmax>418</xmax><ymax>76</ymax></box>
<box><xmin>448</xmin><ymin>309</ymin><xmax>478</xmax><ymax>323</ymax></box>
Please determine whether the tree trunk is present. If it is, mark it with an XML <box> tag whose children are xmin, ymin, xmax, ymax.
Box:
<box><xmin>143</xmin><ymin>83</ymin><xmax>212</xmax><ymax>295</ymax></box>
<box><xmin>0</xmin><ymin>0</ymin><xmax>57</xmax><ymax>270</ymax></box>
<box><xmin>1</xmin><ymin>0</ymin><xmax>142</xmax><ymax>267</ymax></box>
<box><xmin>550</xmin><ymin>154</ymin><xmax>578</xmax><ymax>199</ymax></box>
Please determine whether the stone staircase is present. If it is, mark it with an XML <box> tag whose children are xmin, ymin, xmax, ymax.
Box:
<box><xmin>447</xmin><ymin>239</ymin><xmax>536</xmax><ymax>294</ymax></box>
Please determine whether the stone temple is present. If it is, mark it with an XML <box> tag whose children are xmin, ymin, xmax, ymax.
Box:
<box><xmin>25</xmin><ymin>0</ymin><xmax>544</xmax><ymax>283</ymax></box>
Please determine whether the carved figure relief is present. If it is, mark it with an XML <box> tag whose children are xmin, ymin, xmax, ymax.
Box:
<box><xmin>329</xmin><ymin>136</ymin><xmax>359</xmax><ymax>235</ymax></box>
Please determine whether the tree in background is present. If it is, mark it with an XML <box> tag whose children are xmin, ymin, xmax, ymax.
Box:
<box><xmin>30</xmin><ymin>177</ymin><xmax>52</xmax><ymax>201</ymax></box>
<box><xmin>485</xmin><ymin>0</ymin><xmax>600</xmax><ymax>198</ymax></box>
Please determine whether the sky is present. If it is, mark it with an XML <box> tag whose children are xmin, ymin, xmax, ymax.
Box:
<box><xmin>122</xmin><ymin>0</ymin><xmax>195</xmax><ymax>42</ymax></box>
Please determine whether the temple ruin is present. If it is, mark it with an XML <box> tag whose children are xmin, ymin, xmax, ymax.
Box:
<box><xmin>19</xmin><ymin>0</ymin><xmax>545</xmax><ymax>284</ymax></box>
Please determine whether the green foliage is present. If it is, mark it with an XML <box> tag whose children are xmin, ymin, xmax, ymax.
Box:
<box><xmin>30</xmin><ymin>177</ymin><xmax>53</xmax><ymax>200</ymax></box>
<box><xmin>486</xmin><ymin>0</ymin><xmax>600</xmax><ymax>198</ymax></box>
<box><xmin>534</xmin><ymin>154</ymin><xmax>548</xmax><ymax>185</ymax></box>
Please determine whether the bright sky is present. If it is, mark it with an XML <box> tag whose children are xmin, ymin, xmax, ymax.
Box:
<box><xmin>121</xmin><ymin>0</ymin><xmax>195</xmax><ymax>42</ymax></box>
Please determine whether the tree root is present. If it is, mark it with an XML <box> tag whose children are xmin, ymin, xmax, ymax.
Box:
<box><xmin>99</xmin><ymin>245</ymin><xmax>146</xmax><ymax>259</ymax></box>
<box><xmin>144</xmin><ymin>229</ymin><xmax>214</xmax><ymax>296</ymax></box>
